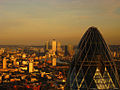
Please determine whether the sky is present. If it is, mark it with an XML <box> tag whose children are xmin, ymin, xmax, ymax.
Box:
<box><xmin>0</xmin><ymin>0</ymin><xmax>120</xmax><ymax>45</ymax></box>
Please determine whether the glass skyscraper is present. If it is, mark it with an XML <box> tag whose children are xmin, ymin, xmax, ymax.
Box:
<box><xmin>66</xmin><ymin>27</ymin><xmax>120</xmax><ymax>90</ymax></box>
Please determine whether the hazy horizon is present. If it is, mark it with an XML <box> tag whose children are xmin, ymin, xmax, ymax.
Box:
<box><xmin>0</xmin><ymin>0</ymin><xmax>120</xmax><ymax>45</ymax></box>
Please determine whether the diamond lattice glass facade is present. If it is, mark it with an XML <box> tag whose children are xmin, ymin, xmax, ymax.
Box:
<box><xmin>66</xmin><ymin>27</ymin><xmax>120</xmax><ymax>90</ymax></box>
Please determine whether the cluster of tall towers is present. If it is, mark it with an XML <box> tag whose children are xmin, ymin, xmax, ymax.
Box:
<box><xmin>45</xmin><ymin>39</ymin><xmax>61</xmax><ymax>66</ymax></box>
<box><xmin>45</xmin><ymin>39</ymin><xmax>62</xmax><ymax>54</ymax></box>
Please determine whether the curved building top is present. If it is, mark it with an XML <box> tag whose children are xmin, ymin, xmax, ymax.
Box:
<box><xmin>66</xmin><ymin>27</ymin><xmax>120</xmax><ymax>89</ymax></box>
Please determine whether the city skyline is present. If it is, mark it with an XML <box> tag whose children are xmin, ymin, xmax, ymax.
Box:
<box><xmin>0</xmin><ymin>0</ymin><xmax>120</xmax><ymax>45</ymax></box>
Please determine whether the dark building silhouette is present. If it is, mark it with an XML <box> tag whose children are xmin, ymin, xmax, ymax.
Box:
<box><xmin>66</xmin><ymin>27</ymin><xmax>120</xmax><ymax>89</ymax></box>
<box><xmin>64</xmin><ymin>45</ymin><xmax>70</xmax><ymax>56</ymax></box>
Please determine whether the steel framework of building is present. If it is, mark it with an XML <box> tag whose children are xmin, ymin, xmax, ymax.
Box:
<box><xmin>66</xmin><ymin>27</ymin><xmax>120</xmax><ymax>90</ymax></box>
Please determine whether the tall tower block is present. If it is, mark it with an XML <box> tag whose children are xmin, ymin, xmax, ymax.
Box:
<box><xmin>52</xmin><ymin>39</ymin><xmax>56</xmax><ymax>53</ymax></box>
<box><xmin>67</xmin><ymin>27</ymin><xmax>120</xmax><ymax>89</ymax></box>
<box><xmin>29</xmin><ymin>60</ymin><xmax>34</xmax><ymax>73</ymax></box>
<box><xmin>3</xmin><ymin>58</ymin><xmax>7</xmax><ymax>69</ymax></box>
<box><xmin>52</xmin><ymin>57</ymin><xmax>56</xmax><ymax>66</ymax></box>
<box><xmin>45</xmin><ymin>41</ymin><xmax>49</xmax><ymax>50</ymax></box>
<box><xmin>57</xmin><ymin>42</ymin><xmax>62</xmax><ymax>51</ymax></box>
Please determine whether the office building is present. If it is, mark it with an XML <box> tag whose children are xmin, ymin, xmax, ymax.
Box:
<box><xmin>45</xmin><ymin>41</ymin><xmax>49</xmax><ymax>51</ymax></box>
<box><xmin>66</xmin><ymin>27</ymin><xmax>120</xmax><ymax>89</ymax></box>
<box><xmin>3</xmin><ymin>58</ymin><xmax>7</xmax><ymax>69</ymax></box>
<box><xmin>52</xmin><ymin>39</ymin><xmax>56</xmax><ymax>54</ymax></box>
<box><xmin>52</xmin><ymin>57</ymin><xmax>56</xmax><ymax>66</ymax></box>
<box><xmin>29</xmin><ymin>60</ymin><xmax>34</xmax><ymax>73</ymax></box>
<box><xmin>57</xmin><ymin>42</ymin><xmax>62</xmax><ymax>52</ymax></box>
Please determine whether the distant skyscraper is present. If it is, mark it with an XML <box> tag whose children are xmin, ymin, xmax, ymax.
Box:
<box><xmin>68</xmin><ymin>44</ymin><xmax>74</xmax><ymax>56</ymax></box>
<box><xmin>29</xmin><ymin>60</ymin><xmax>34</xmax><ymax>73</ymax></box>
<box><xmin>52</xmin><ymin>39</ymin><xmax>56</xmax><ymax>53</ymax></box>
<box><xmin>3</xmin><ymin>58</ymin><xmax>7</xmax><ymax>69</ymax></box>
<box><xmin>45</xmin><ymin>41</ymin><xmax>49</xmax><ymax>51</ymax></box>
<box><xmin>52</xmin><ymin>57</ymin><xmax>56</xmax><ymax>66</ymax></box>
<box><xmin>67</xmin><ymin>27</ymin><xmax>120</xmax><ymax>89</ymax></box>
<box><xmin>64</xmin><ymin>45</ymin><xmax>69</xmax><ymax>56</ymax></box>
<box><xmin>57</xmin><ymin>42</ymin><xmax>62</xmax><ymax>52</ymax></box>
<box><xmin>64</xmin><ymin>44</ymin><xmax>74</xmax><ymax>56</ymax></box>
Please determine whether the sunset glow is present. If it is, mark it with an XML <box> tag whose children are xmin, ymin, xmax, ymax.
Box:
<box><xmin>0</xmin><ymin>0</ymin><xmax>120</xmax><ymax>45</ymax></box>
